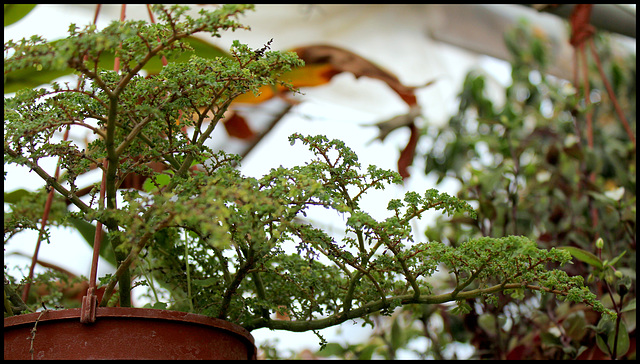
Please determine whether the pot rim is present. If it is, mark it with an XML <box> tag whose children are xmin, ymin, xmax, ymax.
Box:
<box><xmin>4</xmin><ymin>307</ymin><xmax>254</xmax><ymax>345</ymax></box>
<box><xmin>5</xmin><ymin>307</ymin><xmax>257</xmax><ymax>360</ymax></box>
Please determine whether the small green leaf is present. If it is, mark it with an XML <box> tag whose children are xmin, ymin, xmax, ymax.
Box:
<box><xmin>609</xmin><ymin>320</ymin><xmax>630</xmax><ymax>357</ymax></box>
<box><xmin>143</xmin><ymin>301</ymin><xmax>168</xmax><ymax>309</ymax></box>
<box><xmin>558</xmin><ymin>246</ymin><xmax>603</xmax><ymax>269</ymax></box>
<box><xmin>621</xmin><ymin>298</ymin><xmax>635</xmax><ymax>313</ymax></box>
<box><xmin>607</xmin><ymin>251</ymin><xmax>626</xmax><ymax>267</ymax></box>
<box><xmin>540</xmin><ymin>331</ymin><xmax>562</xmax><ymax>347</ymax></box>
<box><xmin>587</xmin><ymin>191</ymin><xmax>616</xmax><ymax>205</ymax></box>
<box><xmin>595</xmin><ymin>331</ymin><xmax>609</xmax><ymax>355</ymax></box>
<box><xmin>564</xmin><ymin>313</ymin><xmax>587</xmax><ymax>341</ymax></box>
<box><xmin>357</xmin><ymin>344</ymin><xmax>377</xmax><ymax>360</ymax></box>
<box><xmin>390</xmin><ymin>316</ymin><xmax>403</xmax><ymax>351</ymax></box>
<box><xmin>143</xmin><ymin>174</ymin><xmax>172</xmax><ymax>192</ymax></box>
<box><xmin>477</xmin><ymin>313</ymin><xmax>497</xmax><ymax>335</ymax></box>
<box><xmin>152</xmin><ymin>302</ymin><xmax>168</xmax><ymax>310</ymax></box>
<box><xmin>316</xmin><ymin>343</ymin><xmax>345</xmax><ymax>357</ymax></box>
<box><xmin>509</xmin><ymin>287</ymin><xmax>525</xmax><ymax>300</ymax></box>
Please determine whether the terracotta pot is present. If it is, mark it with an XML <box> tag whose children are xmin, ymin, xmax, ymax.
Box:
<box><xmin>4</xmin><ymin>307</ymin><xmax>256</xmax><ymax>360</ymax></box>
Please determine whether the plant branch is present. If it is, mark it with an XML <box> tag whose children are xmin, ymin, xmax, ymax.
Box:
<box><xmin>4</xmin><ymin>145</ymin><xmax>92</xmax><ymax>213</ymax></box>
<box><xmin>244</xmin><ymin>282</ymin><xmax>593</xmax><ymax>332</ymax></box>
<box><xmin>99</xmin><ymin>211</ymin><xmax>175</xmax><ymax>306</ymax></box>
<box><xmin>217</xmin><ymin>258</ymin><xmax>253</xmax><ymax>320</ymax></box>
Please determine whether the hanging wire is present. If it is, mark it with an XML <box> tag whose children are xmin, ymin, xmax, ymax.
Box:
<box><xmin>81</xmin><ymin>4</ymin><xmax>127</xmax><ymax>323</ymax></box>
<box><xmin>21</xmin><ymin>4</ymin><xmax>104</xmax><ymax>305</ymax></box>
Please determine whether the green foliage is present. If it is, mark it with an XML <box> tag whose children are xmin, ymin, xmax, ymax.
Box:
<box><xmin>3</xmin><ymin>5</ymin><xmax>615</xmax><ymax>347</ymax></box>
<box><xmin>310</xmin><ymin>18</ymin><xmax>634</xmax><ymax>361</ymax></box>
<box><xmin>3</xmin><ymin>188</ymin><xmax>68</xmax><ymax>244</ymax></box>
<box><xmin>416</xmin><ymin>20</ymin><xmax>635</xmax><ymax>359</ymax></box>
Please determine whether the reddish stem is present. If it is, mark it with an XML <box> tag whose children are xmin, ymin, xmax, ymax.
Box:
<box><xmin>588</xmin><ymin>39</ymin><xmax>635</xmax><ymax>148</ymax></box>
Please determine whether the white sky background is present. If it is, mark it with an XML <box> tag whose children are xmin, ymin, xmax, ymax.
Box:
<box><xmin>2</xmin><ymin>4</ymin><xmax>526</xmax><ymax>359</ymax></box>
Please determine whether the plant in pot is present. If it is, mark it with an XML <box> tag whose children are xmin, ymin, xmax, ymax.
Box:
<box><xmin>4</xmin><ymin>4</ymin><xmax>614</xmax><ymax>360</ymax></box>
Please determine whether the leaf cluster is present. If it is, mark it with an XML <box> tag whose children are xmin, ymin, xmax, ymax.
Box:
<box><xmin>415</xmin><ymin>19</ymin><xmax>635</xmax><ymax>359</ymax></box>
<box><xmin>113</xmin><ymin>134</ymin><xmax>611</xmax><ymax>332</ymax></box>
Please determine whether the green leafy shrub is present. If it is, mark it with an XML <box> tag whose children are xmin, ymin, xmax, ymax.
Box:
<box><xmin>4</xmin><ymin>6</ymin><xmax>616</xmax><ymax>352</ymax></box>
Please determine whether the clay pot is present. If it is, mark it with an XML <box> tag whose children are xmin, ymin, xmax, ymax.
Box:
<box><xmin>4</xmin><ymin>307</ymin><xmax>256</xmax><ymax>360</ymax></box>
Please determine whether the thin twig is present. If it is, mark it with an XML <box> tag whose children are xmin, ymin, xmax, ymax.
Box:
<box><xmin>29</xmin><ymin>308</ymin><xmax>49</xmax><ymax>360</ymax></box>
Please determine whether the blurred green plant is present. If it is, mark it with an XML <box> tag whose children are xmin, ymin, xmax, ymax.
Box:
<box><xmin>309</xmin><ymin>19</ymin><xmax>635</xmax><ymax>360</ymax></box>
<box><xmin>421</xmin><ymin>19</ymin><xmax>635</xmax><ymax>360</ymax></box>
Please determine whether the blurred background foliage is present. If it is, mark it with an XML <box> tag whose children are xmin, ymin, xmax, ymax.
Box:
<box><xmin>284</xmin><ymin>20</ymin><xmax>636</xmax><ymax>360</ymax></box>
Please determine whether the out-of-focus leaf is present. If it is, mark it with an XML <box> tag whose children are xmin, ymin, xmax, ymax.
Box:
<box><xmin>232</xmin><ymin>44</ymin><xmax>428</xmax><ymax>178</ymax></box>
<box><xmin>222</xmin><ymin>112</ymin><xmax>255</xmax><ymax>139</ymax></box>
<box><xmin>397</xmin><ymin>122</ymin><xmax>420</xmax><ymax>179</ymax></box>
<box><xmin>231</xmin><ymin>42</ymin><xmax>423</xmax><ymax>105</ymax></box>
<box><xmin>609</xmin><ymin>320</ymin><xmax>630</xmax><ymax>357</ymax></box>
<box><xmin>607</xmin><ymin>250</ymin><xmax>627</xmax><ymax>267</ymax></box>
<box><xmin>142</xmin><ymin>36</ymin><xmax>230</xmax><ymax>75</ymax></box>
<box><xmin>448</xmin><ymin>215</ymin><xmax>479</xmax><ymax>226</ymax></box>
<box><xmin>595</xmin><ymin>330</ymin><xmax>609</xmax><ymax>355</ymax></box>
<box><xmin>316</xmin><ymin>343</ymin><xmax>346</xmax><ymax>357</ymax></box>
<box><xmin>233</xmin><ymin>63</ymin><xmax>337</xmax><ymax>104</ymax></box>
<box><xmin>4</xmin><ymin>67</ymin><xmax>74</xmax><ymax>95</ymax></box>
<box><xmin>143</xmin><ymin>301</ymin><xmax>168</xmax><ymax>309</ymax></box>
<box><xmin>142</xmin><ymin>173</ymin><xmax>172</xmax><ymax>193</ymax></box>
<box><xmin>587</xmin><ymin>191</ymin><xmax>617</xmax><ymax>205</ymax></box>
<box><xmin>67</xmin><ymin>217</ymin><xmax>117</xmax><ymax>267</ymax></box>
<box><xmin>564</xmin><ymin>312</ymin><xmax>588</xmax><ymax>341</ymax></box>
<box><xmin>558</xmin><ymin>246</ymin><xmax>603</xmax><ymax>269</ymax></box>
<box><xmin>4</xmin><ymin>189</ymin><xmax>32</xmax><ymax>204</ymax></box>
<box><xmin>390</xmin><ymin>316</ymin><xmax>403</xmax><ymax>351</ymax></box>
<box><xmin>621</xmin><ymin>298</ymin><xmax>635</xmax><ymax>313</ymax></box>
<box><xmin>372</xmin><ymin>106</ymin><xmax>422</xmax><ymax>142</ymax></box>
<box><xmin>292</xmin><ymin>44</ymin><xmax>418</xmax><ymax>106</ymax></box>
<box><xmin>191</xmin><ymin>277</ymin><xmax>218</xmax><ymax>287</ymax></box>
<box><xmin>357</xmin><ymin>344</ymin><xmax>377</xmax><ymax>360</ymax></box>
<box><xmin>4</xmin><ymin>36</ymin><xmax>228</xmax><ymax>94</ymax></box>
<box><xmin>4</xmin><ymin>4</ymin><xmax>36</xmax><ymax>27</ymax></box>
<box><xmin>478</xmin><ymin>313</ymin><xmax>497</xmax><ymax>335</ymax></box>
<box><xmin>540</xmin><ymin>331</ymin><xmax>562</xmax><ymax>347</ymax></box>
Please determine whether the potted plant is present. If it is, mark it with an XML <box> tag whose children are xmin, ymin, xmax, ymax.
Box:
<box><xmin>4</xmin><ymin>4</ymin><xmax>613</xmax><ymax>360</ymax></box>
